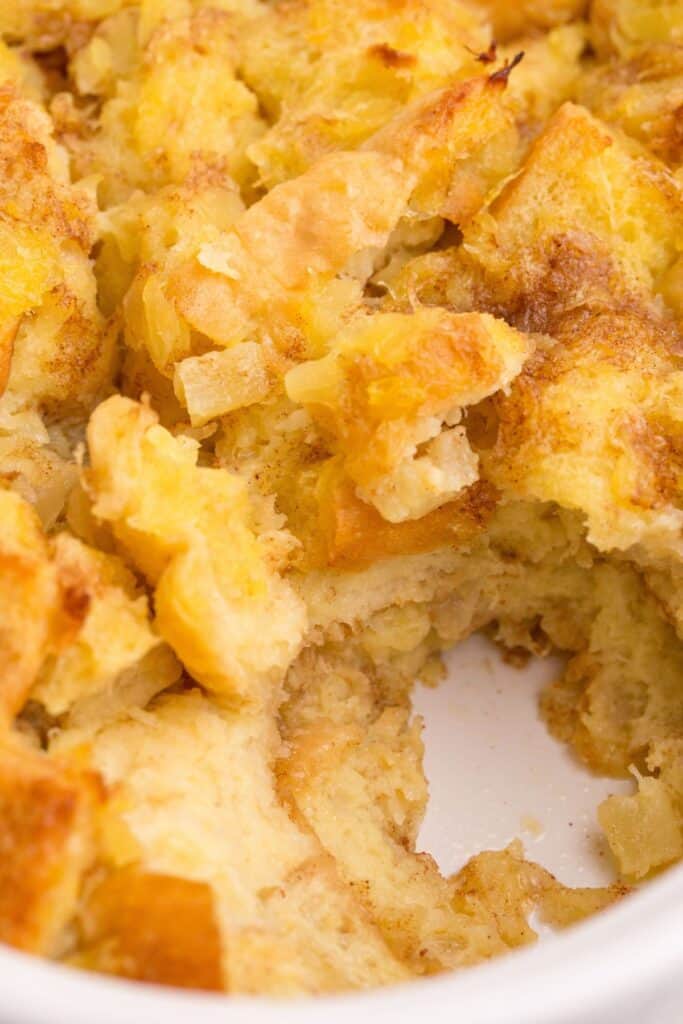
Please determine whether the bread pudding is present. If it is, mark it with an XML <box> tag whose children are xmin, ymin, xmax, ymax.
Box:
<box><xmin>0</xmin><ymin>0</ymin><xmax>682</xmax><ymax>995</ymax></box>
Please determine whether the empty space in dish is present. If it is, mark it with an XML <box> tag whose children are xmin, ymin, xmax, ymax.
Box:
<box><xmin>415</xmin><ymin>634</ymin><xmax>632</xmax><ymax>889</ymax></box>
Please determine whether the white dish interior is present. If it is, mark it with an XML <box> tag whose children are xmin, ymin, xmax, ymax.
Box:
<box><xmin>416</xmin><ymin>634</ymin><xmax>630</xmax><ymax>887</ymax></box>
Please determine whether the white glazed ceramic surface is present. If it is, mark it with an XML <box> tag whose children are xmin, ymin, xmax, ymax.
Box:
<box><xmin>1</xmin><ymin>635</ymin><xmax>682</xmax><ymax>1024</ymax></box>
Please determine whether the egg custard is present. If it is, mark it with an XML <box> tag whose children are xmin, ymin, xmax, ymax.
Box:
<box><xmin>0</xmin><ymin>0</ymin><xmax>682</xmax><ymax>996</ymax></box>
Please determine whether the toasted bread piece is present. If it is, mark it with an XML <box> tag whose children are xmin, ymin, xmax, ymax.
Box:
<box><xmin>579</xmin><ymin>45</ymin><xmax>683</xmax><ymax>167</ymax></box>
<box><xmin>0</xmin><ymin>81</ymin><xmax>111</xmax><ymax>523</ymax></box>
<box><xmin>287</xmin><ymin>309</ymin><xmax>532</xmax><ymax>522</ymax></box>
<box><xmin>168</xmin><ymin>149</ymin><xmax>411</xmax><ymax>353</ymax></box>
<box><xmin>313</xmin><ymin>470</ymin><xmax>496</xmax><ymax>570</ymax></box>
<box><xmin>33</xmin><ymin>533</ymin><xmax>179</xmax><ymax>721</ymax></box>
<box><xmin>0</xmin><ymin>490</ymin><xmax>57</xmax><ymax>721</ymax></box>
<box><xmin>486</xmin><ymin>307</ymin><xmax>683</xmax><ymax>557</ymax></box>
<box><xmin>465</xmin><ymin>102</ymin><xmax>683</xmax><ymax>307</ymax></box>
<box><xmin>167</xmin><ymin>78</ymin><xmax>518</xmax><ymax>381</ymax></box>
<box><xmin>76</xmin><ymin>867</ymin><xmax>224</xmax><ymax>990</ymax></box>
<box><xmin>0</xmin><ymin>487</ymin><xmax>175</xmax><ymax>725</ymax></box>
<box><xmin>468</xmin><ymin>0</ymin><xmax>587</xmax><ymax>41</ymax></box>
<box><xmin>86</xmin><ymin>395</ymin><xmax>307</xmax><ymax>700</ymax></box>
<box><xmin>0</xmin><ymin>86</ymin><xmax>109</xmax><ymax>414</ymax></box>
<box><xmin>66</xmin><ymin>8</ymin><xmax>264</xmax><ymax>203</ymax></box>
<box><xmin>590</xmin><ymin>0</ymin><xmax>683</xmax><ymax>58</ymax></box>
<box><xmin>0</xmin><ymin>741</ymin><xmax>97</xmax><ymax>954</ymax></box>
<box><xmin>241</xmin><ymin>0</ymin><xmax>488</xmax><ymax>186</ymax></box>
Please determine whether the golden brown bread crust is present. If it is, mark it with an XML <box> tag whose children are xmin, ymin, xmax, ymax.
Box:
<box><xmin>285</xmin><ymin>310</ymin><xmax>532</xmax><ymax>523</ymax></box>
<box><xmin>0</xmin><ymin>72</ymin><xmax>111</xmax><ymax>523</ymax></box>
<box><xmin>316</xmin><ymin>472</ymin><xmax>497</xmax><ymax>570</ymax></box>
<box><xmin>0</xmin><ymin>86</ymin><xmax>93</xmax><ymax>250</ymax></box>
<box><xmin>0</xmin><ymin>491</ymin><xmax>57</xmax><ymax>721</ymax></box>
<box><xmin>75</xmin><ymin>867</ymin><xmax>224</xmax><ymax>991</ymax></box>
<box><xmin>468</xmin><ymin>0</ymin><xmax>588</xmax><ymax>41</ymax></box>
<box><xmin>487</xmin><ymin>306</ymin><xmax>683</xmax><ymax>507</ymax></box>
<box><xmin>578</xmin><ymin>45</ymin><xmax>683</xmax><ymax>167</ymax></box>
<box><xmin>0</xmin><ymin>321</ymin><xmax>17</xmax><ymax>398</ymax></box>
<box><xmin>0</xmin><ymin>742</ymin><xmax>98</xmax><ymax>954</ymax></box>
